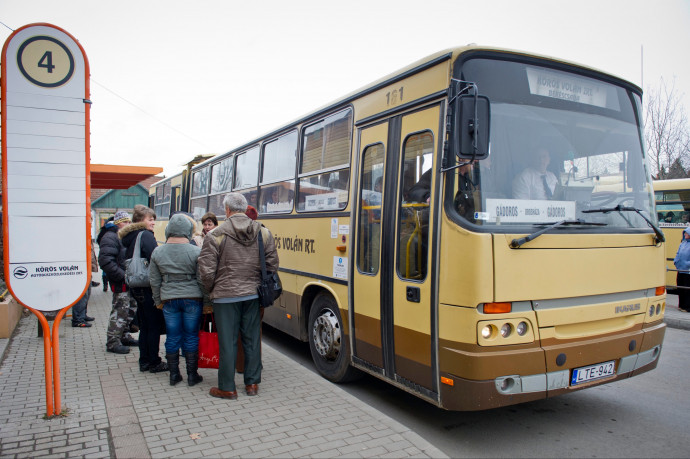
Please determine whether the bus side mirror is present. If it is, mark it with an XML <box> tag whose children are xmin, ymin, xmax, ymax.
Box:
<box><xmin>455</xmin><ymin>95</ymin><xmax>490</xmax><ymax>159</ymax></box>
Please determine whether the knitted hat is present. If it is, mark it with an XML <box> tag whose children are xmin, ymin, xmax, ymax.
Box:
<box><xmin>113</xmin><ymin>211</ymin><xmax>131</xmax><ymax>224</ymax></box>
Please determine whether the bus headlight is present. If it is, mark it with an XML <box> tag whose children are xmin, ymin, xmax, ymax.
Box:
<box><xmin>478</xmin><ymin>319</ymin><xmax>534</xmax><ymax>346</ymax></box>
<box><xmin>516</xmin><ymin>321</ymin><xmax>528</xmax><ymax>336</ymax></box>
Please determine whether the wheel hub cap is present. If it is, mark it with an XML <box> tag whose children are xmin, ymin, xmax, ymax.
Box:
<box><xmin>312</xmin><ymin>309</ymin><xmax>341</xmax><ymax>360</ymax></box>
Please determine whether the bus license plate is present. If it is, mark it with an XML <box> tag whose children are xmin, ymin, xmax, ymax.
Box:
<box><xmin>571</xmin><ymin>360</ymin><xmax>615</xmax><ymax>386</ymax></box>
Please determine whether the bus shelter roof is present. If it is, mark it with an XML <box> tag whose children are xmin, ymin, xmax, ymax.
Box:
<box><xmin>90</xmin><ymin>164</ymin><xmax>164</xmax><ymax>190</ymax></box>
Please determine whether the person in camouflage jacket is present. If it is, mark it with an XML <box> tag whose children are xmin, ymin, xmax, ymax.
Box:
<box><xmin>97</xmin><ymin>211</ymin><xmax>138</xmax><ymax>355</ymax></box>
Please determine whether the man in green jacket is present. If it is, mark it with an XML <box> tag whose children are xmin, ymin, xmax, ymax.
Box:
<box><xmin>198</xmin><ymin>193</ymin><xmax>279</xmax><ymax>399</ymax></box>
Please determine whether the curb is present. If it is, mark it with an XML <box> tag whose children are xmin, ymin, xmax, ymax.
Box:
<box><xmin>664</xmin><ymin>316</ymin><xmax>690</xmax><ymax>331</ymax></box>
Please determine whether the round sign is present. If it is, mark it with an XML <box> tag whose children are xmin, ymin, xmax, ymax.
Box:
<box><xmin>16</xmin><ymin>35</ymin><xmax>74</xmax><ymax>88</ymax></box>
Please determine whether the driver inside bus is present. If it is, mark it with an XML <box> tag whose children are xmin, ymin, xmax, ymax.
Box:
<box><xmin>453</xmin><ymin>161</ymin><xmax>476</xmax><ymax>221</ymax></box>
<box><xmin>512</xmin><ymin>147</ymin><xmax>558</xmax><ymax>200</ymax></box>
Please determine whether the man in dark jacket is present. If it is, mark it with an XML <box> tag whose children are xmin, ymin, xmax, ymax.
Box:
<box><xmin>97</xmin><ymin>211</ymin><xmax>138</xmax><ymax>354</ymax></box>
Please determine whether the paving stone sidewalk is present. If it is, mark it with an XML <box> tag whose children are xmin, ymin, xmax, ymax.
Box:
<box><xmin>0</xmin><ymin>284</ymin><xmax>447</xmax><ymax>458</ymax></box>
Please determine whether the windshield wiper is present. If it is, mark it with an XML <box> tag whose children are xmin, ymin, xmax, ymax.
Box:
<box><xmin>582</xmin><ymin>205</ymin><xmax>665</xmax><ymax>243</ymax></box>
<box><xmin>510</xmin><ymin>219</ymin><xmax>607</xmax><ymax>248</ymax></box>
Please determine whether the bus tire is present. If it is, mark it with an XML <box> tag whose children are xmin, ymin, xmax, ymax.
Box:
<box><xmin>308</xmin><ymin>292</ymin><xmax>359</xmax><ymax>383</ymax></box>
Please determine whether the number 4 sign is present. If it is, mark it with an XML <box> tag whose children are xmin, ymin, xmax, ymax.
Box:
<box><xmin>2</xmin><ymin>23</ymin><xmax>91</xmax><ymax>417</ymax></box>
<box><xmin>2</xmin><ymin>23</ymin><xmax>91</xmax><ymax>311</ymax></box>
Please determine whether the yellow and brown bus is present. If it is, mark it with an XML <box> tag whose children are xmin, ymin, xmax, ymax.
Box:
<box><xmin>653</xmin><ymin>178</ymin><xmax>690</xmax><ymax>292</ymax></box>
<box><xmin>151</xmin><ymin>45</ymin><xmax>666</xmax><ymax>410</ymax></box>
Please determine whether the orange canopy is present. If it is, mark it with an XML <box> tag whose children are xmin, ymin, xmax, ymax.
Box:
<box><xmin>90</xmin><ymin>164</ymin><xmax>163</xmax><ymax>189</ymax></box>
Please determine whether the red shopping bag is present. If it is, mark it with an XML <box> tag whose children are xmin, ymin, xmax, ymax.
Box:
<box><xmin>198</xmin><ymin>314</ymin><xmax>219</xmax><ymax>369</ymax></box>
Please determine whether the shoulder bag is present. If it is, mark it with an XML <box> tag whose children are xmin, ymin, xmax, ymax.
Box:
<box><xmin>124</xmin><ymin>232</ymin><xmax>151</xmax><ymax>288</ymax></box>
<box><xmin>256</xmin><ymin>228</ymin><xmax>282</xmax><ymax>307</ymax></box>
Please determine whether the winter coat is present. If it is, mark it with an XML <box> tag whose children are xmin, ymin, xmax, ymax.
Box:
<box><xmin>149</xmin><ymin>215</ymin><xmax>204</xmax><ymax>306</ymax></box>
<box><xmin>97</xmin><ymin>223</ymin><xmax>127</xmax><ymax>291</ymax></box>
<box><xmin>120</xmin><ymin>222</ymin><xmax>158</xmax><ymax>293</ymax></box>
<box><xmin>198</xmin><ymin>213</ymin><xmax>278</xmax><ymax>300</ymax></box>
<box><xmin>120</xmin><ymin>222</ymin><xmax>158</xmax><ymax>262</ymax></box>
<box><xmin>674</xmin><ymin>228</ymin><xmax>690</xmax><ymax>272</ymax></box>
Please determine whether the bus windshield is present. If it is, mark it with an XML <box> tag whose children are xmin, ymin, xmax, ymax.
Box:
<box><xmin>450</xmin><ymin>57</ymin><xmax>654</xmax><ymax>231</ymax></box>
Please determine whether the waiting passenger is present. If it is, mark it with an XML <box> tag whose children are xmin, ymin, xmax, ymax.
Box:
<box><xmin>149</xmin><ymin>213</ymin><xmax>205</xmax><ymax>386</ymax></box>
<box><xmin>674</xmin><ymin>227</ymin><xmax>690</xmax><ymax>312</ymax></box>
<box><xmin>194</xmin><ymin>212</ymin><xmax>218</xmax><ymax>246</ymax></box>
<box><xmin>512</xmin><ymin>147</ymin><xmax>557</xmax><ymax>200</ymax></box>
<box><xmin>121</xmin><ymin>205</ymin><xmax>167</xmax><ymax>374</ymax></box>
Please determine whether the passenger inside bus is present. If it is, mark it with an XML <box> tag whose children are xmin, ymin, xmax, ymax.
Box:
<box><xmin>371</xmin><ymin>177</ymin><xmax>383</xmax><ymax>220</ymax></box>
<box><xmin>407</xmin><ymin>169</ymin><xmax>432</xmax><ymax>203</ymax></box>
<box><xmin>358</xmin><ymin>171</ymin><xmax>384</xmax><ymax>274</ymax></box>
<box><xmin>374</xmin><ymin>176</ymin><xmax>383</xmax><ymax>193</ymax></box>
<box><xmin>512</xmin><ymin>147</ymin><xmax>558</xmax><ymax>200</ymax></box>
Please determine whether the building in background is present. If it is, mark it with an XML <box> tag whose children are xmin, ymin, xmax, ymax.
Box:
<box><xmin>91</xmin><ymin>176</ymin><xmax>162</xmax><ymax>236</ymax></box>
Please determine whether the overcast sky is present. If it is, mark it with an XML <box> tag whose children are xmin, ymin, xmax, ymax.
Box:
<box><xmin>2</xmin><ymin>0</ymin><xmax>689</xmax><ymax>177</ymax></box>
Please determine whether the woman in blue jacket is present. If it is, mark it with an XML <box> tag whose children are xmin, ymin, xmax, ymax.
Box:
<box><xmin>673</xmin><ymin>227</ymin><xmax>690</xmax><ymax>312</ymax></box>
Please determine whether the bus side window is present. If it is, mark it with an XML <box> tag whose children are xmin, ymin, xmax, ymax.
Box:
<box><xmin>357</xmin><ymin>144</ymin><xmax>384</xmax><ymax>274</ymax></box>
<box><xmin>398</xmin><ymin>132</ymin><xmax>433</xmax><ymax>280</ymax></box>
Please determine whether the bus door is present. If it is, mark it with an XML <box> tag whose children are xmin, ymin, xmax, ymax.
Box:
<box><xmin>352</xmin><ymin>105</ymin><xmax>441</xmax><ymax>398</ymax></box>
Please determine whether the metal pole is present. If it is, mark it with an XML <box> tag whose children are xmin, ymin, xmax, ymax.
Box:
<box><xmin>25</xmin><ymin>307</ymin><xmax>54</xmax><ymax>417</ymax></box>
<box><xmin>51</xmin><ymin>308</ymin><xmax>69</xmax><ymax>415</ymax></box>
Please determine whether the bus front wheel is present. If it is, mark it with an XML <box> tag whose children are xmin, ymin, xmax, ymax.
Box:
<box><xmin>308</xmin><ymin>293</ymin><xmax>359</xmax><ymax>383</ymax></box>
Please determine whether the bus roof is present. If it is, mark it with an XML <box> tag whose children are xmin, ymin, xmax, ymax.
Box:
<box><xmin>653</xmin><ymin>178</ymin><xmax>690</xmax><ymax>191</ymax></box>
<box><xmin>149</xmin><ymin>171</ymin><xmax>183</xmax><ymax>190</ymax></box>
<box><xmin>190</xmin><ymin>44</ymin><xmax>641</xmax><ymax>173</ymax></box>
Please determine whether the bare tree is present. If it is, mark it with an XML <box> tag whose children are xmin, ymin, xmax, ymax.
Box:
<box><xmin>644</xmin><ymin>77</ymin><xmax>690</xmax><ymax>179</ymax></box>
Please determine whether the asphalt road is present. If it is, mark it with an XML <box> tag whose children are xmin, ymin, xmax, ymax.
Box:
<box><xmin>263</xmin><ymin>325</ymin><xmax>690</xmax><ymax>458</ymax></box>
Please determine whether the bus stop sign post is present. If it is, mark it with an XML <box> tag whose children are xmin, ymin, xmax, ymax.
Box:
<box><xmin>1</xmin><ymin>23</ymin><xmax>91</xmax><ymax>417</ymax></box>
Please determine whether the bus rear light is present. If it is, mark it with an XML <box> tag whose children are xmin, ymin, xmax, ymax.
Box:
<box><xmin>655</xmin><ymin>286</ymin><xmax>665</xmax><ymax>296</ymax></box>
<box><xmin>485</xmin><ymin>302</ymin><xmax>511</xmax><ymax>314</ymax></box>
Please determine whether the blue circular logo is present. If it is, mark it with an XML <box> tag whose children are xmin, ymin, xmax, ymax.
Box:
<box><xmin>13</xmin><ymin>266</ymin><xmax>28</xmax><ymax>279</ymax></box>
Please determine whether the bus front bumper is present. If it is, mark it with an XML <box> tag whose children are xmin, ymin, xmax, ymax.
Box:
<box><xmin>438</xmin><ymin>322</ymin><xmax>665</xmax><ymax>411</ymax></box>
